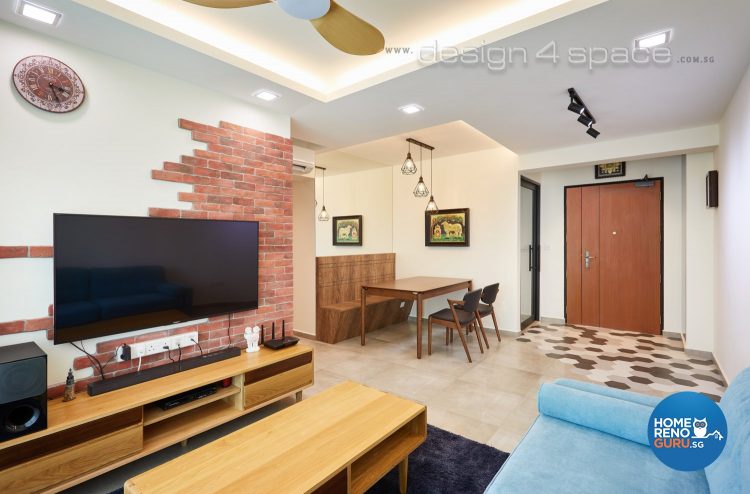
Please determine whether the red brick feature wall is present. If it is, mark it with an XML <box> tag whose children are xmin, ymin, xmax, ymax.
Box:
<box><xmin>0</xmin><ymin>246</ymin><xmax>53</xmax><ymax>258</ymax></box>
<box><xmin>1</xmin><ymin>119</ymin><xmax>294</xmax><ymax>398</ymax></box>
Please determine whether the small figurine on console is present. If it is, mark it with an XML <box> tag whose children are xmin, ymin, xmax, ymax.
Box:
<box><xmin>244</xmin><ymin>326</ymin><xmax>261</xmax><ymax>353</ymax></box>
<box><xmin>63</xmin><ymin>368</ymin><xmax>76</xmax><ymax>402</ymax></box>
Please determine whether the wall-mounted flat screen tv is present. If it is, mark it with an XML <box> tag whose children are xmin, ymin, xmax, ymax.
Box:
<box><xmin>53</xmin><ymin>214</ymin><xmax>259</xmax><ymax>344</ymax></box>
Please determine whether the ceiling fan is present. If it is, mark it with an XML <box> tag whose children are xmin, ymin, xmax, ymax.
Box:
<box><xmin>183</xmin><ymin>0</ymin><xmax>385</xmax><ymax>56</ymax></box>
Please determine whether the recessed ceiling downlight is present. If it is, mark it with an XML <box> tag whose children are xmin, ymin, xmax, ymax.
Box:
<box><xmin>635</xmin><ymin>30</ymin><xmax>672</xmax><ymax>50</ymax></box>
<box><xmin>253</xmin><ymin>89</ymin><xmax>281</xmax><ymax>102</ymax></box>
<box><xmin>399</xmin><ymin>104</ymin><xmax>424</xmax><ymax>115</ymax></box>
<box><xmin>17</xmin><ymin>1</ymin><xmax>62</xmax><ymax>25</ymax></box>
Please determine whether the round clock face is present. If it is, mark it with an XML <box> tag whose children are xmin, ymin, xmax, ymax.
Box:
<box><xmin>12</xmin><ymin>56</ymin><xmax>85</xmax><ymax>113</ymax></box>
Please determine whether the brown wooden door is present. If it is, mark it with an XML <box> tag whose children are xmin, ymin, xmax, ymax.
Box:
<box><xmin>565</xmin><ymin>181</ymin><xmax>662</xmax><ymax>334</ymax></box>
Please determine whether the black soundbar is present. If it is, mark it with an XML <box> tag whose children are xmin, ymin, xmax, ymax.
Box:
<box><xmin>87</xmin><ymin>347</ymin><xmax>242</xmax><ymax>396</ymax></box>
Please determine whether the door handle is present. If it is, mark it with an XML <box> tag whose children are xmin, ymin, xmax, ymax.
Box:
<box><xmin>528</xmin><ymin>245</ymin><xmax>533</xmax><ymax>271</ymax></box>
<box><xmin>584</xmin><ymin>250</ymin><xmax>597</xmax><ymax>269</ymax></box>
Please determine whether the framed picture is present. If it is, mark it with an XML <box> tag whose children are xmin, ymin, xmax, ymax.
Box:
<box><xmin>595</xmin><ymin>162</ymin><xmax>626</xmax><ymax>179</ymax></box>
<box><xmin>425</xmin><ymin>208</ymin><xmax>470</xmax><ymax>247</ymax></box>
<box><xmin>333</xmin><ymin>215</ymin><xmax>363</xmax><ymax>246</ymax></box>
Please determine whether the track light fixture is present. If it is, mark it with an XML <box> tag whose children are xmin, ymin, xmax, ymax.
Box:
<box><xmin>577</xmin><ymin>114</ymin><xmax>594</xmax><ymax>127</ymax></box>
<box><xmin>567</xmin><ymin>87</ymin><xmax>600</xmax><ymax>139</ymax></box>
<box><xmin>568</xmin><ymin>102</ymin><xmax>585</xmax><ymax>115</ymax></box>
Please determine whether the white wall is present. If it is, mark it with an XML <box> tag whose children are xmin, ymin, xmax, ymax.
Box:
<box><xmin>0</xmin><ymin>21</ymin><xmax>289</xmax><ymax>386</ymax></box>
<box><xmin>683</xmin><ymin>153</ymin><xmax>716</xmax><ymax>353</ymax></box>
<box><xmin>392</xmin><ymin>148</ymin><xmax>521</xmax><ymax>331</ymax></box>
<box><xmin>536</xmin><ymin>157</ymin><xmax>685</xmax><ymax>333</ymax></box>
<box><xmin>714</xmin><ymin>65</ymin><xmax>750</xmax><ymax>382</ymax></box>
<box><xmin>315</xmin><ymin>166</ymin><xmax>393</xmax><ymax>256</ymax></box>
<box><xmin>293</xmin><ymin>176</ymin><xmax>316</xmax><ymax>336</ymax></box>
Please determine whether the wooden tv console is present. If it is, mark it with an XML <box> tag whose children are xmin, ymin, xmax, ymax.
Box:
<box><xmin>0</xmin><ymin>344</ymin><xmax>314</xmax><ymax>494</ymax></box>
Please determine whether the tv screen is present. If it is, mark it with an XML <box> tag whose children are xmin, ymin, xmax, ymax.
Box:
<box><xmin>53</xmin><ymin>214</ymin><xmax>259</xmax><ymax>344</ymax></box>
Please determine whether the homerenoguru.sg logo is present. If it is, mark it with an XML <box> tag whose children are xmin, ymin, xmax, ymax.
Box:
<box><xmin>649</xmin><ymin>392</ymin><xmax>727</xmax><ymax>471</ymax></box>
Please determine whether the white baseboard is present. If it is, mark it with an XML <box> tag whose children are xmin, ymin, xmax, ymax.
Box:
<box><xmin>540</xmin><ymin>317</ymin><xmax>565</xmax><ymax>325</ymax></box>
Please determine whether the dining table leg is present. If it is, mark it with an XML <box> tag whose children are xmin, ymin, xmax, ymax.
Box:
<box><xmin>361</xmin><ymin>287</ymin><xmax>367</xmax><ymax>346</ymax></box>
<box><xmin>416</xmin><ymin>293</ymin><xmax>423</xmax><ymax>359</ymax></box>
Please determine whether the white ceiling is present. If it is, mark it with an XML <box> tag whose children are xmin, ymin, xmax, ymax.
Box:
<box><xmin>68</xmin><ymin>0</ymin><xmax>603</xmax><ymax>100</ymax></box>
<box><xmin>2</xmin><ymin>0</ymin><xmax>750</xmax><ymax>165</ymax></box>
<box><xmin>291</xmin><ymin>0</ymin><xmax>750</xmax><ymax>154</ymax></box>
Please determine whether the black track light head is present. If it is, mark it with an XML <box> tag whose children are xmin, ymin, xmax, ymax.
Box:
<box><xmin>578</xmin><ymin>114</ymin><xmax>594</xmax><ymax>127</ymax></box>
<box><xmin>587</xmin><ymin>126</ymin><xmax>600</xmax><ymax>139</ymax></box>
<box><xmin>568</xmin><ymin>102</ymin><xmax>586</xmax><ymax>115</ymax></box>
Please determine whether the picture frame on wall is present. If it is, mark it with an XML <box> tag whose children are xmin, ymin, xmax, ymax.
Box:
<box><xmin>595</xmin><ymin>162</ymin><xmax>626</xmax><ymax>179</ymax></box>
<box><xmin>333</xmin><ymin>215</ymin><xmax>363</xmax><ymax>246</ymax></box>
<box><xmin>425</xmin><ymin>208</ymin><xmax>470</xmax><ymax>247</ymax></box>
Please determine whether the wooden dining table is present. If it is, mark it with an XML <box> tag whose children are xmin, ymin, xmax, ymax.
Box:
<box><xmin>361</xmin><ymin>276</ymin><xmax>473</xmax><ymax>358</ymax></box>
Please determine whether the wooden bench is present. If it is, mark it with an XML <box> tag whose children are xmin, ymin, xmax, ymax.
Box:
<box><xmin>316</xmin><ymin>254</ymin><xmax>413</xmax><ymax>344</ymax></box>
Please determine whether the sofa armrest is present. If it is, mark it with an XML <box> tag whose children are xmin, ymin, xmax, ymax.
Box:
<box><xmin>538</xmin><ymin>382</ymin><xmax>654</xmax><ymax>446</ymax></box>
<box><xmin>554</xmin><ymin>378</ymin><xmax>662</xmax><ymax>407</ymax></box>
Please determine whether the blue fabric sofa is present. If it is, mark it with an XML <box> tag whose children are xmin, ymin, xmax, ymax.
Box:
<box><xmin>55</xmin><ymin>266</ymin><xmax>192</xmax><ymax>328</ymax></box>
<box><xmin>485</xmin><ymin>368</ymin><xmax>750</xmax><ymax>494</ymax></box>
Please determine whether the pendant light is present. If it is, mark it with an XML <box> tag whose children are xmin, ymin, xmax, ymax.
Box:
<box><xmin>425</xmin><ymin>148</ymin><xmax>439</xmax><ymax>211</ymax></box>
<box><xmin>401</xmin><ymin>140</ymin><xmax>417</xmax><ymax>175</ymax></box>
<box><xmin>413</xmin><ymin>146</ymin><xmax>429</xmax><ymax>198</ymax></box>
<box><xmin>317</xmin><ymin>167</ymin><xmax>330</xmax><ymax>221</ymax></box>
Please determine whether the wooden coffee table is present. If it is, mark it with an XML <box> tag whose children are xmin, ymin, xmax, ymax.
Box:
<box><xmin>125</xmin><ymin>381</ymin><xmax>427</xmax><ymax>494</ymax></box>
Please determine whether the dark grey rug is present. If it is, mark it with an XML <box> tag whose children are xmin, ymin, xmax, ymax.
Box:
<box><xmin>366</xmin><ymin>425</ymin><xmax>509</xmax><ymax>494</ymax></box>
<box><xmin>106</xmin><ymin>425</ymin><xmax>508</xmax><ymax>494</ymax></box>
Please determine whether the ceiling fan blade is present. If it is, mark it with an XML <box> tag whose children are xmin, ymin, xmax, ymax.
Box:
<box><xmin>310</xmin><ymin>1</ymin><xmax>384</xmax><ymax>56</ymax></box>
<box><xmin>182</xmin><ymin>0</ymin><xmax>270</xmax><ymax>8</ymax></box>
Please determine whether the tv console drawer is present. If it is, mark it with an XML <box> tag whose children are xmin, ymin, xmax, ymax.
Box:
<box><xmin>0</xmin><ymin>410</ymin><xmax>143</xmax><ymax>494</ymax></box>
<box><xmin>244</xmin><ymin>352</ymin><xmax>314</xmax><ymax>409</ymax></box>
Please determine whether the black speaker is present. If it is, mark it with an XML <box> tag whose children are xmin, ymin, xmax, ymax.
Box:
<box><xmin>0</xmin><ymin>342</ymin><xmax>47</xmax><ymax>442</ymax></box>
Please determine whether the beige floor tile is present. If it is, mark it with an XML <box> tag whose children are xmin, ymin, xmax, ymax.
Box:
<box><xmin>426</xmin><ymin>406</ymin><xmax>500</xmax><ymax>444</ymax></box>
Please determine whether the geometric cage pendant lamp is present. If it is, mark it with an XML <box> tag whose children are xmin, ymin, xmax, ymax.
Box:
<box><xmin>401</xmin><ymin>139</ymin><xmax>418</xmax><ymax>175</ymax></box>
<box><xmin>413</xmin><ymin>145</ymin><xmax>430</xmax><ymax>198</ymax></box>
<box><xmin>317</xmin><ymin>166</ymin><xmax>330</xmax><ymax>221</ymax></box>
<box><xmin>404</xmin><ymin>138</ymin><xmax>435</xmax><ymax>200</ymax></box>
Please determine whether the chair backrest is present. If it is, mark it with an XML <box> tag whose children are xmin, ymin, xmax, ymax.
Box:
<box><xmin>705</xmin><ymin>367</ymin><xmax>750</xmax><ymax>493</ymax></box>
<box><xmin>462</xmin><ymin>289</ymin><xmax>483</xmax><ymax>313</ymax></box>
<box><xmin>481</xmin><ymin>283</ymin><xmax>500</xmax><ymax>305</ymax></box>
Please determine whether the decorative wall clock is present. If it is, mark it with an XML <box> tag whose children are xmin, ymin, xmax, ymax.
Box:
<box><xmin>12</xmin><ymin>55</ymin><xmax>85</xmax><ymax>113</ymax></box>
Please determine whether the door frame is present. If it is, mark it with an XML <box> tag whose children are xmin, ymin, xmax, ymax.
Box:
<box><xmin>521</xmin><ymin>176</ymin><xmax>541</xmax><ymax>329</ymax></box>
<box><xmin>563</xmin><ymin>177</ymin><xmax>665</xmax><ymax>333</ymax></box>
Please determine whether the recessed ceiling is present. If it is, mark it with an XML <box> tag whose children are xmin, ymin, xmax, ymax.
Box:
<box><xmin>69</xmin><ymin>0</ymin><xmax>606</xmax><ymax>100</ymax></box>
<box><xmin>319</xmin><ymin>121</ymin><xmax>503</xmax><ymax>175</ymax></box>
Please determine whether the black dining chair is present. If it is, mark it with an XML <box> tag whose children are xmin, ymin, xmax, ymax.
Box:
<box><xmin>427</xmin><ymin>289</ymin><xmax>483</xmax><ymax>363</ymax></box>
<box><xmin>475</xmin><ymin>283</ymin><xmax>501</xmax><ymax>343</ymax></box>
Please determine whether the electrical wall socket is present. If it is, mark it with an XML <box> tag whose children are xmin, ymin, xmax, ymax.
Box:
<box><xmin>118</xmin><ymin>331</ymin><xmax>199</xmax><ymax>361</ymax></box>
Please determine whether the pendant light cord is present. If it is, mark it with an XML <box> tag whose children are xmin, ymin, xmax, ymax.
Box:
<box><xmin>420</xmin><ymin>146</ymin><xmax>423</xmax><ymax>177</ymax></box>
<box><xmin>430</xmin><ymin>149</ymin><xmax>433</xmax><ymax>190</ymax></box>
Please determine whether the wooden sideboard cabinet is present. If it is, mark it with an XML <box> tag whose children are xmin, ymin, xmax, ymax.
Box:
<box><xmin>0</xmin><ymin>344</ymin><xmax>314</xmax><ymax>494</ymax></box>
